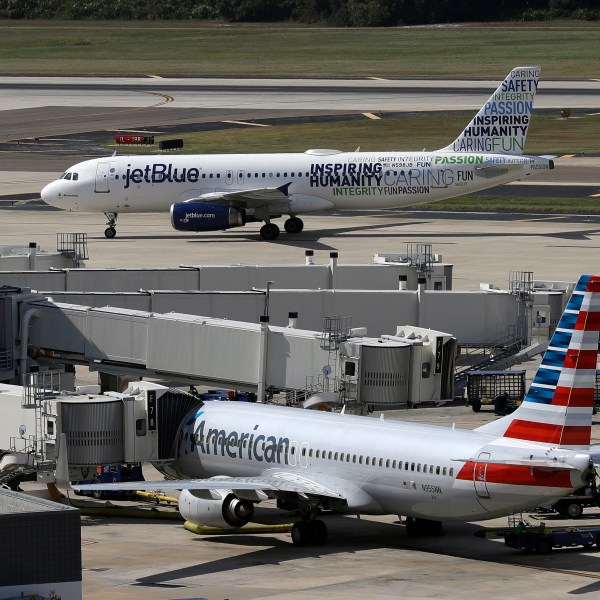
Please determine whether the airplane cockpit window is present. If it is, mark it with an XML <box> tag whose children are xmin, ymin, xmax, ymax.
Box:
<box><xmin>72</xmin><ymin>173</ymin><xmax>79</xmax><ymax>180</ymax></box>
<box><xmin>64</xmin><ymin>173</ymin><xmax>72</xmax><ymax>180</ymax></box>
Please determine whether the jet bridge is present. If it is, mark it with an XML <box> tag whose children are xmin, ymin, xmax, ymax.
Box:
<box><xmin>19</xmin><ymin>298</ymin><xmax>454</xmax><ymax>407</ymax></box>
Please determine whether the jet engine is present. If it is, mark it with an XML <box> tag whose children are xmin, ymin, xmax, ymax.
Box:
<box><xmin>179</xmin><ymin>489</ymin><xmax>254</xmax><ymax>528</ymax></box>
<box><xmin>170</xmin><ymin>202</ymin><xmax>246</xmax><ymax>232</ymax></box>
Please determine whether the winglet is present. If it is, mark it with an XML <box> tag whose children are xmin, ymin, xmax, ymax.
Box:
<box><xmin>438</xmin><ymin>67</ymin><xmax>541</xmax><ymax>155</ymax></box>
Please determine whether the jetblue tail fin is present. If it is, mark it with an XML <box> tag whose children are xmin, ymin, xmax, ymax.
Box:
<box><xmin>438</xmin><ymin>66</ymin><xmax>541</xmax><ymax>155</ymax></box>
<box><xmin>476</xmin><ymin>275</ymin><xmax>600</xmax><ymax>450</ymax></box>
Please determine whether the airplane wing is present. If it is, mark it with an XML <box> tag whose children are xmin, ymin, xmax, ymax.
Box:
<box><xmin>72</xmin><ymin>472</ymin><xmax>345</xmax><ymax>499</ymax></box>
<box><xmin>189</xmin><ymin>183</ymin><xmax>292</xmax><ymax>209</ymax></box>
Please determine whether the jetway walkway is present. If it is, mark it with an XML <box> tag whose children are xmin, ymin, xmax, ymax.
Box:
<box><xmin>26</xmin><ymin>299</ymin><xmax>332</xmax><ymax>392</ymax></box>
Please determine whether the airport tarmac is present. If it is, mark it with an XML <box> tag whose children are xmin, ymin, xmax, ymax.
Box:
<box><xmin>2</xmin><ymin>76</ymin><xmax>600</xmax><ymax>599</ymax></box>
<box><xmin>1</xmin><ymin>187</ymin><xmax>600</xmax><ymax>290</ymax></box>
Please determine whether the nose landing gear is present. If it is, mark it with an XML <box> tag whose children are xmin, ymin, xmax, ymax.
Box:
<box><xmin>104</xmin><ymin>212</ymin><xmax>118</xmax><ymax>239</ymax></box>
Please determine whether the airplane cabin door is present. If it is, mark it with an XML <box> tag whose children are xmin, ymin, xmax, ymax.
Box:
<box><xmin>95</xmin><ymin>162</ymin><xmax>110</xmax><ymax>193</ymax></box>
<box><xmin>474</xmin><ymin>452</ymin><xmax>491</xmax><ymax>499</ymax></box>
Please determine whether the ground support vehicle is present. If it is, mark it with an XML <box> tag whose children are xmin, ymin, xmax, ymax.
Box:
<box><xmin>74</xmin><ymin>464</ymin><xmax>144</xmax><ymax>500</ymax></box>
<box><xmin>466</xmin><ymin>370</ymin><xmax>525</xmax><ymax>413</ymax></box>
<box><xmin>504</xmin><ymin>525</ymin><xmax>600</xmax><ymax>553</ymax></box>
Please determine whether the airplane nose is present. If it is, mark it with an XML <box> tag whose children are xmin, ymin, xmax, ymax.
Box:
<box><xmin>40</xmin><ymin>181</ymin><xmax>54</xmax><ymax>204</ymax></box>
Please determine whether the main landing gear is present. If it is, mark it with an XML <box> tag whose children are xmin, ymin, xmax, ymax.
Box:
<box><xmin>284</xmin><ymin>216</ymin><xmax>304</xmax><ymax>234</ymax></box>
<box><xmin>259</xmin><ymin>216</ymin><xmax>304</xmax><ymax>241</ymax></box>
<box><xmin>291</xmin><ymin>519</ymin><xmax>328</xmax><ymax>546</ymax></box>
<box><xmin>260</xmin><ymin>222</ymin><xmax>280</xmax><ymax>241</ymax></box>
<box><xmin>104</xmin><ymin>212</ymin><xmax>118</xmax><ymax>239</ymax></box>
<box><xmin>404</xmin><ymin>517</ymin><xmax>444</xmax><ymax>536</ymax></box>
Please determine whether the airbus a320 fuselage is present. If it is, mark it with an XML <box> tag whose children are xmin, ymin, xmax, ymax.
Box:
<box><xmin>41</xmin><ymin>67</ymin><xmax>553</xmax><ymax>240</ymax></box>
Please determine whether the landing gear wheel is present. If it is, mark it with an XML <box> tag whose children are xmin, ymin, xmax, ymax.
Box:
<box><xmin>405</xmin><ymin>517</ymin><xmax>443</xmax><ymax>536</ymax></box>
<box><xmin>104</xmin><ymin>227</ymin><xmax>116</xmax><ymax>239</ymax></box>
<box><xmin>284</xmin><ymin>217</ymin><xmax>304</xmax><ymax>234</ymax></box>
<box><xmin>309</xmin><ymin>520</ymin><xmax>328</xmax><ymax>545</ymax></box>
<box><xmin>260</xmin><ymin>223</ymin><xmax>280</xmax><ymax>241</ymax></box>
<box><xmin>291</xmin><ymin>521</ymin><xmax>310</xmax><ymax>546</ymax></box>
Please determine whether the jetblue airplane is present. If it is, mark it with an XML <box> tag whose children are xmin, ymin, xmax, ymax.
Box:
<box><xmin>42</xmin><ymin>66</ymin><xmax>553</xmax><ymax>240</ymax></box>
<box><xmin>75</xmin><ymin>275</ymin><xmax>600</xmax><ymax>546</ymax></box>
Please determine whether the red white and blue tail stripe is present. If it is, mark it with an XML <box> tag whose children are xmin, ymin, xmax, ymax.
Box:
<box><xmin>477</xmin><ymin>275</ymin><xmax>600</xmax><ymax>450</ymax></box>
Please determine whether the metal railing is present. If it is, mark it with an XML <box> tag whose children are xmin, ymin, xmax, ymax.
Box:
<box><xmin>57</xmin><ymin>232</ymin><xmax>88</xmax><ymax>262</ymax></box>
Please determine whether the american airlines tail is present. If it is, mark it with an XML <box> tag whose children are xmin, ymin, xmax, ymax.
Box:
<box><xmin>477</xmin><ymin>274</ymin><xmax>600</xmax><ymax>451</ymax></box>
<box><xmin>438</xmin><ymin>66</ymin><xmax>540</xmax><ymax>155</ymax></box>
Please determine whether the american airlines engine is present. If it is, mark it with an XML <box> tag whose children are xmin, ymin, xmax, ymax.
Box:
<box><xmin>41</xmin><ymin>67</ymin><xmax>553</xmax><ymax>241</ymax></box>
<box><xmin>75</xmin><ymin>275</ymin><xmax>600</xmax><ymax>547</ymax></box>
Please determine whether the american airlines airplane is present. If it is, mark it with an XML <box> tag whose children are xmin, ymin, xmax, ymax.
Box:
<box><xmin>42</xmin><ymin>66</ymin><xmax>552</xmax><ymax>240</ymax></box>
<box><xmin>75</xmin><ymin>274</ymin><xmax>600</xmax><ymax>546</ymax></box>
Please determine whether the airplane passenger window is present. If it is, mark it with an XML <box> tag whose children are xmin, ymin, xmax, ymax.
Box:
<box><xmin>392</xmin><ymin>460</ymin><xmax>396</xmax><ymax>468</ymax></box>
<box><xmin>359</xmin><ymin>456</ymin><xmax>363</xmax><ymax>464</ymax></box>
<box><xmin>328</xmin><ymin>451</ymin><xmax>332</xmax><ymax>459</ymax></box>
<box><xmin>346</xmin><ymin>454</ymin><xmax>350</xmax><ymax>462</ymax></box>
<box><xmin>379</xmin><ymin>458</ymin><xmax>383</xmax><ymax>467</ymax></box>
<box><xmin>449</xmin><ymin>468</ymin><xmax>454</xmax><ymax>476</ymax></box>
<box><xmin>334</xmin><ymin>452</ymin><xmax>338</xmax><ymax>460</ymax></box>
<box><xmin>353</xmin><ymin>455</ymin><xmax>357</xmax><ymax>463</ymax></box>
<box><xmin>202</xmin><ymin>174</ymin><xmax>206</xmax><ymax>178</ymax></box>
<box><xmin>315</xmin><ymin>449</ymin><xmax>320</xmax><ymax>458</ymax></box>
<box><xmin>309</xmin><ymin>449</ymin><xmax>313</xmax><ymax>457</ymax></box>
<box><xmin>284</xmin><ymin>172</ymin><xmax>288</xmax><ymax>177</ymax></box>
<box><xmin>366</xmin><ymin>457</ymin><xmax>370</xmax><ymax>465</ymax></box>
<box><xmin>276</xmin><ymin>173</ymin><xmax>280</xmax><ymax>177</ymax></box>
<box><xmin>386</xmin><ymin>459</ymin><xmax>390</xmax><ymax>468</ymax></box>
<box><xmin>302</xmin><ymin>447</ymin><xmax>306</xmax><ymax>456</ymax></box>
<box><xmin>209</xmin><ymin>174</ymin><xmax>213</xmax><ymax>178</ymax></box>
<box><xmin>411</xmin><ymin>463</ymin><xmax>415</xmax><ymax>471</ymax></box>
<box><xmin>340</xmin><ymin>453</ymin><xmax>344</xmax><ymax>461</ymax></box>
<box><xmin>405</xmin><ymin>462</ymin><xmax>409</xmax><ymax>470</ymax></box>
<box><xmin>417</xmin><ymin>464</ymin><xmax>421</xmax><ymax>472</ymax></box>
<box><xmin>436</xmin><ymin>466</ymin><xmax>441</xmax><ymax>475</ymax></box>
<box><xmin>442</xmin><ymin>467</ymin><xmax>447</xmax><ymax>476</ymax></box>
